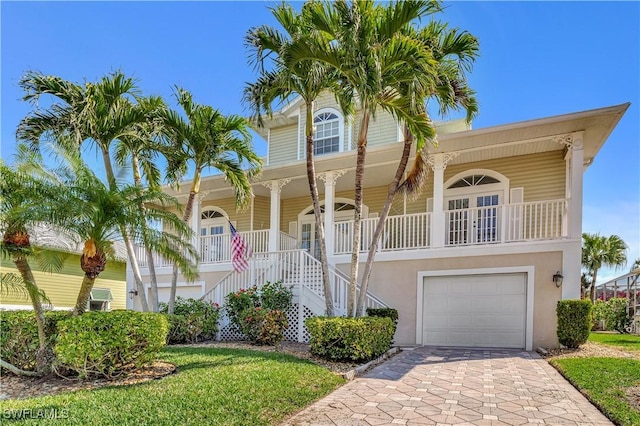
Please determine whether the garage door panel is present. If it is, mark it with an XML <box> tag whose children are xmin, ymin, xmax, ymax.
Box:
<box><xmin>423</xmin><ymin>273</ymin><xmax>526</xmax><ymax>349</ymax></box>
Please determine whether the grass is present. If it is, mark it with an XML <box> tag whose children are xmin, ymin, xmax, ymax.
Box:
<box><xmin>589</xmin><ymin>332</ymin><xmax>640</xmax><ymax>351</ymax></box>
<box><xmin>550</xmin><ymin>357</ymin><xmax>640</xmax><ymax>426</ymax></box>
<box><xmin>0</xmin><ymin>346</ymin><xmax>345</xmax><ymax>425</ymax></box>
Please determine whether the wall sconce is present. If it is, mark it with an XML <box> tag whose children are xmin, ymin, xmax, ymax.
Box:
<box><xmin>128</xmin><ymin>289</ymin><xmax>139</xmax><ymax>300</ymax></box>
<box><xmin>553</xmin><ymin>272</ymin><xmax>564</xmax><ymax>288</ymax></box>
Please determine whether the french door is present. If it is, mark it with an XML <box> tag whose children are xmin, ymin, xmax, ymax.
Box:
<box><xmin>201</xmin><ymin>224</ymin><xmax>225</xmax><ymax>262</ymax></box>
<box><xmin>446</xmin><ymin>193</ymin><xmax>500</xmax><ymax>245</ymax></box>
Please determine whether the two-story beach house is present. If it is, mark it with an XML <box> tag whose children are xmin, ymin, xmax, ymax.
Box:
<box><xmin>130</xmin><ymin>94</ymin><xmax>629</xmax><ymax>350</ymax></box>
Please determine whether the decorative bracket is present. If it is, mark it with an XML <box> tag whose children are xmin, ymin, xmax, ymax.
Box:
<box><xmin>259</xmin><ymin>178</ymin><xmax>291</xmax><ymax>193</ymax></box>
<box><xmin>426</xmin><ymin>152</ymin><xmax>460</xmax><ymax>170</ymax></box>
<box><xmin>551</xmin><ymin>134</ymin><xmax>574</xmax><ymax>147</ymax></box>
<box><xmin>317</xmin><ymin>169</ymin><xmax>347</xmax><ymax>185</ymax></box>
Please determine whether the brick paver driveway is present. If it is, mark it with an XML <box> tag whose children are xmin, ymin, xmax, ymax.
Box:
<box><xmin>283</xmin><ymin>347</ymin><xmax>612</xmax><ymax>426</ymax></box>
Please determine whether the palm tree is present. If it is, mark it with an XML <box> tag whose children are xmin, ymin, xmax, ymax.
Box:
<box><xmin>0</xmin><ymin>157</ymin><xmax>63</xmax><ymax>373</ymax></box>
<box><xmin>291</xmin><ymin>0</ymin><xmax>449</xmax><ymax>316</ymax></box>
<box><xmin>582</xmin><ymin>233</ymin><xmax>628</xmax><ymax>302</ymax></box>
<box><xmin>244</xmin><ymin>2</ymin><xmax>345</xmax><ymax>316</ymax></box>
<box><xmin>16</xmin><ymin>71</ymin><xmax>169</xmax><ymax>312</ymax></box>
<box><xmin>630</xmin><ymin>258</ymin><xmax>640</xmax><ymax>273</ymax></box>
<box><xmin>355</xmin><ymin>19</ymin><xmax>479</xmax><ymax>315</ymax></box>
<box><xmin>163</xmin><ymin>88</ymin><xmax>262</xmax><ymax>314</ymax></box>
<box><xmin>113</xmin><ymin>95</ymin><xmax>169</xmax><ymax>312</ymax></box>
<box><xmin>19</xmin><ymin>143</ymin><xmax>198</xmax><ymax>315</ymax></box>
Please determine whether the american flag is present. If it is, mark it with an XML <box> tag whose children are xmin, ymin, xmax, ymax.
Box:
<box><xmin>230</xmin><ymin>222</ymin><xmax>252</xmax><ymax>273</ymax></box>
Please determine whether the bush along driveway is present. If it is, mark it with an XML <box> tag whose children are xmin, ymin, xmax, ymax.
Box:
<box><xmin>547</xmin><ymin>333</ymin><xmax>640</xmax><ymax>426</ymax></box>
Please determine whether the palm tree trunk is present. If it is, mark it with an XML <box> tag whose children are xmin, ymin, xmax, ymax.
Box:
<box><xmin>73</xmin><ymin>275</ymin><xmax>97</xmax><ymax>316</ymax></box>
<box><xmin>168</xmin><ymin>181</ymin><xmax>199</xmax><ymax>314</ymax></box>
<box><xmin>356</xmin><ymin>132</ymin><xmax>413</xmax><ymax>316</ymax></box>
<box><xmin>348</xmin><ymin>108</ymin><xmax>370</xmax><ymax>317</ymax></box>
<box><xmin>132</xmin><ymin>154</ymin><xmax>160</xmax><ymax>312</ymax></box>
<box><xmin>305</xmin><ymin>102</ymin><xmax>334</xmax><ymax>316</ymax></box>
<box><xmin>590</xmin><ymin>269</ymin><xmax>598</xmax><ymax>303</ymax></box>
<box><xmin>101</xmin><ymin>145</ymin><xmax>150</xmax><ymax>311</ymax></box>
<box><xmin>13</xmin><ymin>253</ymin><xmax>50</xmax><ymax>373</ymax></box>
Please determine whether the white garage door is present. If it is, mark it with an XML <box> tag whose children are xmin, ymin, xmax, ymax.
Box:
<box><xmin>423</xmin><ymin>273</ymin><xmax>526</xmax><ymax>348</ymax></box>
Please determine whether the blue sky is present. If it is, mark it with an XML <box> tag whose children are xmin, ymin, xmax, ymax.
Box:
<box><xmin>2</xmin><ymin>1</ymin><xmax>639</xmax><ymax>283</ymax></box>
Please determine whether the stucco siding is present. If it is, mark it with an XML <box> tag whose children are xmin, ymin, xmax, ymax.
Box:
<box><xmin>336</xmin><ymin>250</ymin><xmax>564</xmax><ymax>350</ymax></box>
<box><xmin>1</xmin><ymin>252</ymin><xmax>126</xmax><ymax>310</ymax></box>
<box><xmin>269</xmin><ymin>124</ymin><xmax>299</xmax><ymax>166</ymax></box>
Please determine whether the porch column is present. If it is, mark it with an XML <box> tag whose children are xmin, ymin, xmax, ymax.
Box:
<box><xmin>318</xmin><ymin>170</ymin><xmax>346</xmax><ymax>256</ymax></box>
<box><xmin>428</xmin><ymin>153</ymin><xmax>458</xmax><ymax>248</ymax></box>
<box><xmin>568</xmin><ymin>132</ymin><xmax>584</xmax><ymax>240</ymax></box>
<box><xmin>191</xmin><ymin>194</ymin><xmax>202</xmax><ymax>260</ymax></box>
<box><xmin>262</xmin><ymin>179</ymin><xmax>291</xmax><ymax>252</ymax></box>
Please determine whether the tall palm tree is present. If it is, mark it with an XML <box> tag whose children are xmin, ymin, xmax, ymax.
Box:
<box><xmin>355</xmin><ymin>19</ymin><xmax>479</xmax><ymax>315</ymax></box>
<box><xmin>16</xmin><ymin>71</ymin><xmax>171</xmax><ymax>311</ymax></box>
<box><xmin>582</xmin><ymin>233</ymin><xmax>628</xmax><ymax>302</ymax></box>
<box><xmin>163</xmin><ymin>88</ymin><xmax>262</xmax><ymax>314</ymax></box>
<box><xmin>244</xmin><ymin>2</ymin><xmax>346</xmax><ymax>316</ymax></box>
<box><xmin>291</xmin><ymin>0</ymin><xmax>447</xmax><ymax>316</ymax></box>
<box><xmin>20</xmin><ymin>143</ymin><xmax>198</xmax><ymax>315</ymax></box>
<box><xmin>114</xmin><ymin>95</ymin><xmax>169</xmax><ymax>312</ymax></box>
<box><xmin>630</xmin><ymin>258</ymin><xmax>640</xmax><ymax>273</ymax></box>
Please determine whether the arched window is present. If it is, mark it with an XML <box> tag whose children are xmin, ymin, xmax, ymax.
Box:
<box><xmin>313</xmin><ymin>110</ymin><xmax>342</xmax><ymax>155</ymax></box>
<box><xmin>447</xmin><ymin>174</ymin><xmax>501</xmax><ymax>189</ymax></box>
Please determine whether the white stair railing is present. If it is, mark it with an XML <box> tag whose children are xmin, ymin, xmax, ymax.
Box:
<box><xmin>201</xmin><ymin>249</ymin><xmax>389</xmax><ymax>322</ymax></box>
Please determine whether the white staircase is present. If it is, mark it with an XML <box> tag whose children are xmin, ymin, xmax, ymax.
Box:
<box><xmin>200</xmin><ymin>249</ymin><xmax>388</xmax><ymax>342</ymax></box>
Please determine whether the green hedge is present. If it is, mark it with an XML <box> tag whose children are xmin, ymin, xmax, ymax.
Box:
<box><xmin>0</xmin><ymin>310</ymin><xmax>70</xmax><ymax>371</ymax></box>
<box><xmin>557</xmin><ymin>299</ymin><xmax>592</xmax><ymax>348</ymax></box>
<box><xmin>305</xmin><ymin>316</ymin><xmax>394</xmax><ymax>362</ymax></box>
<box><xmin>159</xmin><ymin>297</ymin><xmax>220</xmax><ymax>344</ymax></box>
<box><xmin>55</xmin><ymin>311</ymin><xmax>168</xmax><ymax>378</ymax></box>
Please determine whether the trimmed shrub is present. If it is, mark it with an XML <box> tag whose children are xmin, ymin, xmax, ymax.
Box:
<box><xmin>592</xmin><ymin>300</ymin><xmax>607</xmax><ymax>330</ymax></box>
<box><xmin>0</xmin><ymin>310</ymin><xmax>70</xmax><ymax>371</ymax></box>
<box><xmin>55</xmin><ymin>311</ymin><xmax>168</xmax><ymax>378</ymax></box>
<box><xmin>159</xmin><ymin>297</ymin><xmax>220</xmax><ymax>344</ymax></box>
<box><xmin>366</xmin><ymin>308</ymin><xmax>398</xmax><ymax>329</ymax></box>
<box><xmin>305</xmin><ymin>316</ymin><xmax>394</xmax><ymax>362</ymax></box>
<box><xmin>604</xmin><ymin>298</ymin><xmax>632</xmax><ymax>333</ymax></box>
<box><xmin>557</xmin><ymin>300</ymin><xmax>592</xmax><ymax>348</ymax></box>
<box><xmin>224</xmin><ymin>281</ymin><xmax>293</xmax><ymax>345</ymax></box>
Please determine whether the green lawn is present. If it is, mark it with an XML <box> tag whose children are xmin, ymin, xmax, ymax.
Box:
<box><xmin>589</xmin><ymin>332</ymin><xmax>640</xmax><ymax>351</ymax></box>
<box><xmin>0</xmin><ymin>347</ymin><xmax>345</xmax><ymax>425</ymax></box>
<box><xmin>550</xmin><ymin>357</ymin><xmax>640</xmax><ymax>426</ymax></box>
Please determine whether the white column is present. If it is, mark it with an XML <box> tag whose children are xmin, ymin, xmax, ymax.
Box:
<box><xmin>430</xmin><ymin>154</ymin><xmax>446</xmax><ymax>248</ymax></box>
<box><xmin>568</xmin><ymin>132</ymin><xmax>584</xmax><ymax>240</ymax></box>
<box><xmin>318</xmin><ymin>170</ymin><xmax>346</xmax><ymax>257</ymax></box>
<box><xmin>262</xmin><ymin>179</ymin><xmax>291</xmax><ymax>252</ymax></box>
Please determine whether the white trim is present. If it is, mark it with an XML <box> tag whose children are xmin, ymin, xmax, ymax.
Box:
<box><xmin>444</xmin><ymin>168</ymin><xmax>510</xmax><ymax>202</ymax></box>
<box><xmin>416</xmin><ymin>266</ymin><xmax>535</xmax><ymax>351</ymax></box>
<box><xmin>297</xmin><ymin>110</ymin><xmax>302</xmax><ymax>160</ymax></box>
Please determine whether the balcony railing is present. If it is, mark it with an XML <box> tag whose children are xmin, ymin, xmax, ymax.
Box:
<box><xmin>334</xmin><ymin>199</ymin><xmax>567</xmax><ymax>254</ymax></box>
<box><xmin>137</xmin><ymin>229</ymin><xmax>276</xmax><ymax>267</ymax></box>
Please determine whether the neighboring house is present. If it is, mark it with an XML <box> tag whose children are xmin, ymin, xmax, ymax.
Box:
<box><xmin>131</xmin><ymin>92</ymin><xmax>629</xmax><ymax>350</ymax></box>
<box><xmin>1</xmin><ymin>225</ymin><xmax>126</xmax><ymax>311</ymax></box>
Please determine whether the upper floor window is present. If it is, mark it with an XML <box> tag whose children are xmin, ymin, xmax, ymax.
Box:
<box><xmin>313</xmin><ymin>111</ymin><xmax>341</xmax><ymax>156</ymax></box>
<box><xmin>448</xmin><ymin>174</ymin><xmax>500</xmax><ymax>189</ymax></box>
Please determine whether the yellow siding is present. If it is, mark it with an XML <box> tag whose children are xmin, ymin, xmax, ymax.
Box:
<box><xmin>252</xmin><ymin>195</ymin><xmax>270</xmax><ymax>230</ymax></box>
<box><xmin>445</xmin><ymin>151</ymin><xmax>566</xmax><ymax>202</ymax></box>
<box><xmin>368</xmin><ymin>110</ymin><xmax>400</xmax><ymax>147</ymax></box>
<box><xmin>1</xmin><ymin>252</ymin><xmax>126</xmax><ymax>310</ymax></box>
<box><xmin>201</xmin><ymin>197</ymin><xmax>252</xmax><ymax>231</ymax></box>
<box><xmin>269</xmin><ymin>123</ymin><xmax>299</xmax><ymax>166</ymax></box>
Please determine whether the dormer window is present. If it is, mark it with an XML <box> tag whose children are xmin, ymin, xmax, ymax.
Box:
<box><xmin>313</xmin><ymin>110</ymin><xmax>342</xmax><ymax>156</ymax></box>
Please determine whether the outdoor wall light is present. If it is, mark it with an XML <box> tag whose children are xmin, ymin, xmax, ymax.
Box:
<box><xmin>128</xmin><ymin>289</ymin><xmax>139</xmax><ymax>300</ymax></box>
<box><xmin>553</xmin><ymin>272</ymin><xmax>564</xmax><ymax>288</ymax></box>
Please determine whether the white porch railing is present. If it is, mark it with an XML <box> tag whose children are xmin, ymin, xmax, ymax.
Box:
<box><xmin>334</xmin><ymin>199</ymin><xmax>568</xmax><ymax>254</ymax></box>
<box><xmin>137</xmin><ymin>229</ymin><xmax>278</xmax><ymax>267</ymax></box>
<box><xmin>279</xmin><ymin>232</ymin><xmax>299</xmax><ymax>250</ymax></box>
<box><xmin>334</xmin><ymin>212</ymin><xmax>432</xmax><ymax>255</ymax></box>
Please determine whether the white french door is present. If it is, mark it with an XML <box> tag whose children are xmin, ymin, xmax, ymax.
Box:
<box><xmin>446</xmin><ymin>193</ymin><xmax>501</xmax><ymax>245</ymax></box>
<box><xmin>201</xmin><ymin>223</ymin><xmax>226</xmax><ymax>262</ymax></box>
